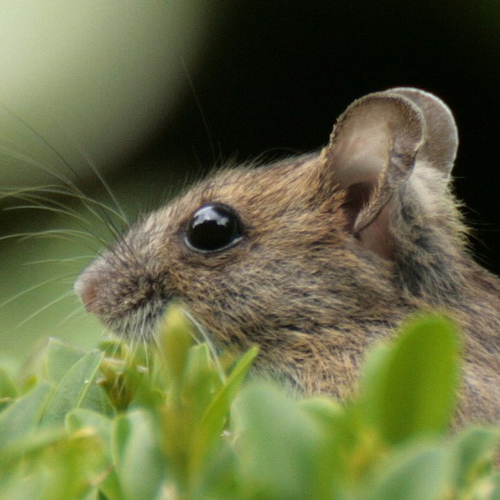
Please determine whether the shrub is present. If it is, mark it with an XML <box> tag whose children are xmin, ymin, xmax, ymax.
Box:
<box><xmin>0</xmin><ymin>307</ymin><xmax>499</xmax><ymax>499</ymax></box>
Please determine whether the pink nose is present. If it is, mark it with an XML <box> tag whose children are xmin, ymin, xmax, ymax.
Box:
<box><xmin>74</xmin><ymin>273</ymin><xmax>98</xmax><ymax>313</ymax></box>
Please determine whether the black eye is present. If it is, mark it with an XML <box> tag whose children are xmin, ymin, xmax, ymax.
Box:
<box><xmin>185</xmin><ymin>203</ymin><xmax>243</xmax><ymax>252</ymax></box>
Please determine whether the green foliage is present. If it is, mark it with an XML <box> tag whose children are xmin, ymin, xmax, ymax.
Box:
<box><xmin>1</xmin><ymin>308</ymin><xmax>499</xmax><ymax>499</ymax></box>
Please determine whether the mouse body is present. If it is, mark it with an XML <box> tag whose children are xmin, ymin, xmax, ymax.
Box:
<box><xmin>75</xmin><ymin>88</ymin><xmax>500</xmax><ymax>424</ymax></box>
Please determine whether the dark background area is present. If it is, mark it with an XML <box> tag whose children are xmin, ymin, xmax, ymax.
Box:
<box><xmin>124</xmin><ymin>0</ymin><xmax>500</xmax><ymax>274</ymax></box>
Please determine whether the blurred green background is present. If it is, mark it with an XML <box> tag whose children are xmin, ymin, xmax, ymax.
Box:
<box><xmin>1</xmin><ymin>0</ymin><xmax>500</xmax><ymax>368</ymax></box>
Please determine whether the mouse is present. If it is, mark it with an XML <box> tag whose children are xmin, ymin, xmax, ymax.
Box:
<box><xmin>74</xmin><ymin>87</ymin><xmax>500</xmax><ymax>424</ymax></box>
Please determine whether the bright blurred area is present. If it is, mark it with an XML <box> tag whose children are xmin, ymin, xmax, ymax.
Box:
<box><xmin>0</xmin><ymin>0</ymin><xmax>209</xmax><ymax>185</ymax></box>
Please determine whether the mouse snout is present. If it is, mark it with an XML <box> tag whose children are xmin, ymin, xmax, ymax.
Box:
<box><xmin>73</xmin><ymin>254</ymin><xmax>176</xmax><ymax>341</ymax></box>
<box><xmin>74</xmin><ymin>271</ymin><xmax>99</xmax><ymax>313</ymax></box>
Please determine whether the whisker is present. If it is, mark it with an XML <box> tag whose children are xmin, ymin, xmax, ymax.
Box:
<box><xmin>180</xmin><ymin>308</ymin><xmax>226</xmax><ymax>383</ymax></box>
<box><xmin>0</xmin><ymin>232</ymin><xmax>33</xmax><ymax>242</ymax></box>
<box><xmin>0</xmin><ymin>230</ymin><xmax>105</xmax><ymax>256</ymax></box>
<box><xmin>0</xmin><ymin>272</ymin><xmax>77</xmax><ymax>310</ymax></box>
<box><xmin>2</xmin><ymin>185</ymin><xmax>128</xmax><ymax>225</ymax></box>
<box><xmin>17</xmin><ymin>228</ymin><xmax>104</xmax><ymax>245</ymax></box>
<box><xmin>2</xmin><ymin>188</ymin><xmax>121</xmax><ymax>249</ymax></box>
<box><xmin>57</xmin><ymin>127</ymin><xmax>129</xmax><ymax>225</ymax></box>
<box><xmin>3</xmin><ymin>204</ymin><xmax>90</xmax><ymax>229</ymax></box>
<box><xmin>0</xmin><ymin>109</ymin><xmax>91</xmax><ymax>190</ymax></box>
<box><xmin>54</xmin><ymin>302</ymin><xmax>101</xmax><ymax>331</ymax></box>
<box><xmin>2</xmin><ymin>187</ymin><xmax>127</xmax><ymax>244</ymax></box>
<box><xmin>17</xmin><ymin>289</ymin><xmax>76</xmax><ymax>328</ymax></box>
<box><xmin>56</xmin><ymin>307</ymin><xmax>83</xmax><ymax>327</ymax></box>
<box><xmin>180</xmin><ymin>56</ymin><xmax>217</xmax><ymax>166</ymax></box>
<box><xmin>0</xmin><ymin>145</ymin><xmax>73</xmax><ymax>187</ymax></box>
<box><xmin>26</xmin><ymin>255</ymin><xmax>94</xmax><ymax>266</ymax></box>
<box><xmin>142</xmin><ymin>339</ymin><xmax>151</xmax><ymax>372</ymax></box>
<box><xmin>0</xmin><ymin>109</ymin><xmax>129</xmax><ymax>241</ymax></box>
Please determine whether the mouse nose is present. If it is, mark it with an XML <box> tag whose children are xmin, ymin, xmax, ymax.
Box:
<box><xmin>74</xmin><ymin>272</ymin><xmax>99</xmax><ymax>313</ymax></box>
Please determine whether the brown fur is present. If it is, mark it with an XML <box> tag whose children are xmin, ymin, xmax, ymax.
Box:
<box><xmin>75</xmin><ymin>88</ymin><xmax>500</xmax><ymax>424</ymax></box>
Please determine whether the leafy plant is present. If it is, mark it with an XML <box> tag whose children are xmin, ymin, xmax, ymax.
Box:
<box><xmin>0</xmin><ymin>307</ymin><xmax>499</xmax><ymax>499</ymax></box>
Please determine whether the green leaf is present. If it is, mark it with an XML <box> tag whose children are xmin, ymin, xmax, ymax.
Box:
<box><xmin>112</xmin><ymin>411</ymin><xmax>164</xmax><ymax>500</ymax></box>
<box><xmin>451</xmin><ymin>427</ymin><xmax>500</xmax><ymax>492</ymax></box>
<box><xmin>44</xmin><ymin>337</ymin><xmax>88</xmax><ymax>384</ymax></box>
<box><xmin>191</xmin><ymin>346</ymin><xmax>258</xmax><ymax>477</ymax></box>
<box><xmin>481</xmin><ymin>474</ymin><xmax>500</xmax><ymax>500</ymax></box>
<box><xmin>0</xmin><ymin>426</ymin><xmax>66</xmax><ymax>471</ymax></box>
<box><xmin>67</xmin><ymin>409</ymin><xmax>119</xmax><ymax>499</ymax></box>
<box><xmin>41</xmin><ymin>350</ymin><xmax>112</xmax><ymax>426</ymax></box>
<box><xmin>0</xmin><ymin>471</ymin><xmax>46</xmax><ymax>500</ymax></box>
<box><xmin>203</xmin><ymin>347</ymin><xmax>257</xmax><ymax>423</ymax></box>
<box><xmin>66</xmin><ymin>408</ymin><xmax>113</xmax><ymax>443</ymax></box>
<box><xmin>98</xmin><ymin>338</ymin><xmax>132</xmax><ymax>359</ymax></box>
<box><xmin>157</xmin><ymin>304</ymin><xmax>196</xmax><ymax>400</ymax></box>
<box><xmin>299</xmin><ymin>396</ymin><xmax>344</xmax><ymax>429</ymax></box>
<box><xmin>194</xmin><ymin>441</ymin><xmax>241</xmax><ymax>499</ymax></box>
<box><xmin>0</xmin><ymin>426</ymin><xmax>104</xmax><ymax>500</ymax></box>
<box><xmin>0</xmin><ymin>367</ymin><xmax>18</xmax><ymax>400</ymax></box>
<box><xmin>182</xmin><ymin>343</ymin><xmax>221</xmax><ymax>420</ymax></box>
<box><xmin>98</xmin><ymin>470</ymin><xmax>124</xmax><ymax>500</ymax></box>
<box><xmin>234</xmin><ymin>382</ymin><xmax>329</xmax><ymax>500</ymax></box>
<box><xmin>365</xmin><ymin>444</ymin><xmax>450</xmax><ymax>500</ymax></box>
<box><xmin>362</xmin><ymin>315</ymin><xmax>460</xmax><ymax>443</ymax></box>
<box><xmin>3</xmin><ymin>316</ymin><xmax>500</xmax><ymax>500</ymax></box>
<box><xmin>0</xmin><ymin>382</ymin><xmax>52</xmax><ymax>451</ymax></box>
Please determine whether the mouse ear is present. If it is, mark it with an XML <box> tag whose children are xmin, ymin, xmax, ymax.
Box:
<box><xmin>319</xmin><ymin>90</ymin><xmax>425</xmax><ymax>257</ymax></box>
<box><xmin>388</xmin><ymin>87</ymin><xmax>458</xmax><ymax>178</ymax></box>
<box><xmin>319</xmin><ymin>88</ymin><xmax>459</xmax><ymax>259</ymax></box>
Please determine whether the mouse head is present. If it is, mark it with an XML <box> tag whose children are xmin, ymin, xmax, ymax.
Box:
<box><xmin>75</xmin><ymin>88</ymin><xmax>462</xmax><ymax>353</ymax></box>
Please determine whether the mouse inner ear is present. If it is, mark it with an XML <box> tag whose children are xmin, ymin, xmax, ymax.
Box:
<box><xmin>318</xmin><ymin>90</ymin><xmax>425</xmax><ymax>259</ymax></box>
<box><xmin>340</xmin><ymin>181</ymin><xmax>373</xmax><ymax>233</ymax></box>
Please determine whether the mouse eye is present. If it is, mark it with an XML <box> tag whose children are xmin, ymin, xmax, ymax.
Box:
<box><xmin>185</xmin><ymin>203</ymin><xmax>243</xmax><ymax>252</ymax></box>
